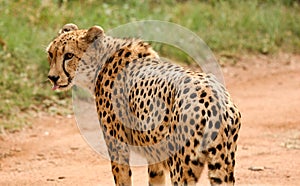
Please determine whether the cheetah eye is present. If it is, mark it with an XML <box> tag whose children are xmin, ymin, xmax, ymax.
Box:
<box><xmin>48</xmin><ymin>52</ymin><xmax>53</xmax><ymax>59</ymax></box>
<box><xmin>64</xmin><ymin>53</ymin><xmax>74</xmax><ymax>60</ymax></box>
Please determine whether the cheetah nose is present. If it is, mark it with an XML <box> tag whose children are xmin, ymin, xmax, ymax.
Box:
<box><xmin>48</xmin><ymin>75</ymin><xmax>60</xmax><ymax>84</ymax></box>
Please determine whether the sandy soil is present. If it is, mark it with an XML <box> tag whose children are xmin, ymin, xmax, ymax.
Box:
<box><xmin>0</xmin><ymin>53</ymin><xmax>299</xmax><ymax>186</ymax></box>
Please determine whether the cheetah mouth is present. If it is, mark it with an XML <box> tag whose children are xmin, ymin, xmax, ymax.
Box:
<box><xmin>52</xmin><ymin>83</ymin><xmax>69</xmax><ymax>91</ymax></box>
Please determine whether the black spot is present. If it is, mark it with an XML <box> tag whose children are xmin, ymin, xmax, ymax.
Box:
<box><xmin>168</xmin><ymin>142</ymin><xmax>174</xmax><ymax>151</ymax></box>
<box><xmin>109</xmin><ymin>130</ymin><xmax>114</xmax><ymax>136</ymax></box>
<box><xmin>107</xmin><ymin>56</ymin><xmax>114</xmax><ymax>63</ymax></box>
<box><xmin>113</xmin><ymin>89</ymin><xmax>118</xmax><ymax>95</ymax></box>
<box><xmin>111</xmin><ymin>114</ymin><xmax>116</xmax><ymax>121</ymax></box>
<box><xmin>207</xmin><ymin>110</ymin><xmax>211</xmax><ymax>117</ymax></box>
<box><xmin>215</xmin><ymin>163</ymin><xmax>221</xmax><ymax>169</ymax></box>
<box><xmin>224</xmin><ymin>175</ymin><xmax>228</xmax><ymax>182</ymax></box>
<box><xmin>190</xmin><ymin>93</ymin><xmax>197</xmax><ymax>99</ymax></box>
<box><xmin>183</xmin><ymin>88</ymin><xmax>190</xmax><ymax>94</ymax></box>
<box><xmin>200</xmin><ymin>118</ymin><xmax>206</xmax><ymax>126</ymax></box>
<box><xmin>231</xmin><ymin>152</ymin><xmax>235</xmax><ymax>159</ymax></box>
<box><xmin>106</xmin><ymin>101</ymin><xmax>110</xmax><ymax>109</ymax></box>
<box><xmin>211</xmin><ymin>177</ymin><xmax>222</xmax><ymax>184</ymax></box>
<box><xmin>188</xmin><ymin>168</ymin><xmax>195</xmax><ymax>178</ymax></box>
<box><xmin>129</xmin><ymin>170</ymin><xmax>132</xmax><ymax>177</ymax></box>
<box><xmin>235</xmin><ymin>117</ymin><xmax>239</xmax><ymax>125</ymax></box>
<box><xmin>233</xmin><ymin>134</ymin><xmax>238</xmax><ymax>142</ymax></box>
<box><xmin>164</xmin><ymin>116</ymin><xmax>168</xmax><ymax>122</ymax></box>
<box><xmin>208</xmin><ymin>164</ymin><xmax>215</xmax><ymax>170</ymax></box>
<box><xmin>194</xmin><ymin>139</ymin><xmax>199</xmax><ymax>147</ymax></box>
<box><xmin>108</xmin><ymin>69</ymin><xmax>112</xmax><ymax>76</ymax></box>
<box><xmin>227</xmin><ymin>142</ymin><xmax>232</xmax><ymax>150</ymax></box>
<box><xmin>184</xmin><ymin>103</ymin><xmax>191</xmax><ymax>110</ymax></box>
<box><xmin>117</xmin><ymin>73</ymin><xmax>121</xmax><ymax>80</ymax></box>
<box><xmin>211</xmin><ymin>131</ymin><xmax>218</xmax><ymax>140</ymax></box>
<box><xmin>190</xmin><ymin>119</ymin><xmax>195</xmax><ymax>125</ymax></box>
<box><xmin>125</xmin><ymin>51</ymin><xmax>131</xmax><ymax>57</ymax></box>
<box><xmin>176</xmin><ymin>162</ymin><xmax>180</xmax><ymax>172</ymax></box>
<box><xmin>208</xmin><ymin>147</ymin><xmax>216</xmax><ymax>155</ymax></box>
<box><xmin>184</xmin><ymin>155</ymin><xmax>190</xmax><ymax>164</ymax></box>
<box><xmin>114</xmin><ymin>67</ymin><xmax>118</xmax><ymax>74</ymax></box>
<box><xmin>200</xmin><ymin>91</ymin><xmax>207</xmax><ymax>98</ymax></box>
<box><xmin>186</xmin><ymin>140</ymin><xmax>190</xmax><ymax>147</ymax></box>
<box><xmin>216</xmin><ymin>144</ymin><xmax>222</xmax><ymax>151</ymax></box>
<box><xmin>149</xmin><ymin>171</ymin><xmax>157</xmax><ymax>178</ymax></box>
<box><xmin>145</xmin><ymin>135</ymin><xmax>150</xmax><ymax>142</ymax></box>
<box><xmin>194</xmin><ymin>106</ymin><xmax>200</xmax><ymax>112</ymax></box>
<box><xmin>148</xmin><ymin>89</ymin><xmax>152</xmax><ymax>96</ymax></box>
<box><xmin>167</xmin><ymin>97</ymin><xmax>171</xmax><ymax>105</ymax></box>
<box><xmin>211</xmin><ymin>105</ymin><xmax>218</xmax><ymax>116</ymax></box>
<box><xmin>221</xmin><ymin>153</ymin><xmax>225</xmax><ymax>160</ymax></box>
<box><xmin>208</xmin><ymin>121</ymin><xmax>213</xmax><ymax>129</ymax></box>
<box><xmin>104</xmin><ymin>80</ymin><xmax>110</xmax><ymax>86</ymax></box>
<box><xmin>143</xmin><ymin>53</ymin><xmax>150</xmax><ymax>57</ymax></box>
<box><xmin>118</xmin><ymin>58</ymin><xmax>122</xmax><ymax>65</ymax></box>
<box><xmin>159</xmin><ymin>125</ymin><xmax>164</xmax><ymax>131</ymax></box>
<box><xmin>191</xmin><ymin>160</ymin><xmax>199</xmax><ymax>166</ymax></box>
<box><xmin>140</xmin><ymin>101</ymin><xmax>144</xmax><ymax>109</ymax></box>
<box><xmin>184</xmin><ymin>77</ymin><xmax>191</xmax><ymax>83</ymax></box>
<box><xmin>118</xmin><ymin>49</ymin><xmax>124</xmax><ymax>56</ymax></box>
<box><xmin>229</xmin><ymin>172</ymin><xmax>234</xmax><ymax>182</ymax></box>
<box><xmin>225</xmin><ymin>157</ymin><xmax>230</xmax><ymax>165</ymax></box>
<box><xmin>149</xmin><ymin>104</ymin><xmax>154</xmax><ymax>112</ymax></box>
<box><xmin>184</xmin><ymin>126</ymin><xmax>188</xmax><ymax>133</ymax></box>
<box><xmin>224</xmin><ymin>128</ymin><xmax>229</xmax><ymax>137</ymax></box>
<box><xmin>182</xmin><ymin>114</ymin><xmax>187</xmax><ymax>122</ymax></box>
<box><xmin>215</xmin><ymin>121</ymin><xmax>221</xmax><ymax>129</ymax></box>
<box><xmin>204</xmin><ymin>102</ymin><xmax>209</xmax><ymax>108</ymax></box>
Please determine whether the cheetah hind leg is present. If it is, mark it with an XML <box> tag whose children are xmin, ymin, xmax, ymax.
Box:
<box><xmin>148</xmin><ymin>162</ymin><xmax>166</xmax><ymax>186</ymax></box>
<box><xmin>206</xmin><ymin>138</ymin><xmax>236</xmax><ymax>186</ymax></box>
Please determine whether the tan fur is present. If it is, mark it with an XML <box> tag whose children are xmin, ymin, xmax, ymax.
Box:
<box><xmin>47</xmin><ymin>24</ymin><xmax>241</xmax><ymax>186</ymax></box>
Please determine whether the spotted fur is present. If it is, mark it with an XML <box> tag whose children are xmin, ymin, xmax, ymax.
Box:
<box><xmin>47</xmin><ymin>24</ymin><xmax>241</xmax><ymax>186</ymax></box>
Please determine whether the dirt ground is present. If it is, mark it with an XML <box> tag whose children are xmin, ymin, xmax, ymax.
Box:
<box><xmin>0</xmin><ymin>53</ymin><xmax>299</xmax><ymax>186</ymax></box>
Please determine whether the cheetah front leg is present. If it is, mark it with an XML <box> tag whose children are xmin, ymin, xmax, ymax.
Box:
<box><xmin>103</xmin><ymin>132</ymin><xmax>132</xmax><ymax>186</ymax></box>
<box><xmin>111</xmin><ymin>161</ymin><xmax>132</xmax><ymax>186</ymax></box>
<box><xmin>148</xmin><ymin>162</ymin><xmax>166</xmax><ymax>186</ymax></box>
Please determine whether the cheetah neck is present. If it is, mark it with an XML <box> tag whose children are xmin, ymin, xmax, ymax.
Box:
<box><xmin>75</xmin><ymin>35</ymin><xmax>158</xmax><ymax>94</ymax></box>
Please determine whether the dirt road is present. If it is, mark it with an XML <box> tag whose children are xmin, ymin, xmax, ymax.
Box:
<box><xmin>1</xmin><ymin>54</ymin><xmax>299</xmax><ymax>185</ymax></box>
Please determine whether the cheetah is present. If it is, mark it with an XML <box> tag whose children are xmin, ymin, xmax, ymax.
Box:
<box><xmin>46</xmin><ymin>23</ymin><xmax>241</xmax><ymax>186</ymax></box>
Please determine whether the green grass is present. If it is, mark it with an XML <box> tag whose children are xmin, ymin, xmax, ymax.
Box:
<box><xmin>0</xmin><ymin>0</ymin><xmax>299</xmax><ymax>131</ymax></box>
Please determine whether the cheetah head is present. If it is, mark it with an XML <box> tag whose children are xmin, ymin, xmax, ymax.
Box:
<box><xmin>46</xmin><ymin>23</ymin><xmax>104</xmax><ymax>91</ymax></box>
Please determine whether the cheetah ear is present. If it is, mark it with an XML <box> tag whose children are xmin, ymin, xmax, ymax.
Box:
<box><xmin>84</xmin><ymin>26</ymin><xmax>104</xmax><ymax>43</ymax></box>
<box><xmin>58</xmin><ymin>23</ymin><xmax>78</xmax><ymax>35</ymax></box>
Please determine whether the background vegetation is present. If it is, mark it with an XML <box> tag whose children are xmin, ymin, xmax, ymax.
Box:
<box><xmin>0</xmin><ymin>0</ymin><xmax>299</xmax><ymax>131</ymax></box>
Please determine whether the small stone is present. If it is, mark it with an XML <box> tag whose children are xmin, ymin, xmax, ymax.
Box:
<box><xmin>37</xmin><ymin>153</ymin><xmax>44</xmax><ymax>157</ymax></box>
<box><xmin>70</xmin><ymin>147</ymin><xmax>79</xmax><ymax>151</ymax></box>
<box><xmin>248</xmin><ymin>166</ymin><xmax>264</xmax><ymax>171</ymax></box>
